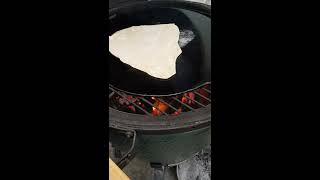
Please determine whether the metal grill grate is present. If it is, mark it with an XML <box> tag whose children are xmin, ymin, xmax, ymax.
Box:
<box><xmin>108</xmin><ymin>83</ymin><xmax>212</xmax><ymax>117</ymax></box>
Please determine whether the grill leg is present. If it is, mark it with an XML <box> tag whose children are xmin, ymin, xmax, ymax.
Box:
<box><xmin>151</xmin><ymin>163</ymin><xmax>165</xmax><ymax>180</ymax></box>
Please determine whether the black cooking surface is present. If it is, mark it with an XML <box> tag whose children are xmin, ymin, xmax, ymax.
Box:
<box><xmin>108</xmin><ymin>5</ymin><xmax>211</xmax><ymax>95</ymax></box>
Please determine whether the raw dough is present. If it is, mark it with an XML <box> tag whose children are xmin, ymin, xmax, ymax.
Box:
<box><xmin>109</xmin><ymin>24</ymin><xmax>182</xmax><ymax>79</ymax></box>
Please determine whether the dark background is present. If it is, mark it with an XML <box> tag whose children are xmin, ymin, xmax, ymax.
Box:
<box><xmin>214</xmin><ymin>1</ymin><xmax>318</xmax><ymax>179</ymax></box>
<box><xmin>0</xmin><ymin>0</ymin><xmax>318</xmax><ymax>179</ymax></box>
<box><xmin>1</xmin><ymin>0</ymin><xmax>107</xmax><ymax>179</ymax></box>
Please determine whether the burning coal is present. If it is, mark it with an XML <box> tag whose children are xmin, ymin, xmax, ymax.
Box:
<box><xmin>108</xmin><ymin>85</ymin><xmax>212</xmax><ymax>117</ymax></box>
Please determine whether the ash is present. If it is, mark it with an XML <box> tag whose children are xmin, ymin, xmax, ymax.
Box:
<box><xmin>177</xmin><ymin>146</ymin><xmax>211</xmax><ymax>180</ymax></box>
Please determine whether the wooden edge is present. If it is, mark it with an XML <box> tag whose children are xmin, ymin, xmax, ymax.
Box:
<box><xmin>109</xmin><ymin>158</ymin><xmax>130</xmax><ymax>180</ymax></box>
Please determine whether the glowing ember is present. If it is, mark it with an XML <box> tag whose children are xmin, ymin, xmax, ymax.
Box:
<box><xmin>110</xmin><ymin>84</ymin><xmax>211</xmax><ymax>117</ymax></box>
<box><xmin>182</xmin><ymin>92</ymin><xmax>195</xmax><ymax>105</ymax></box>
<box><xmin>128</xmin><ymin>105</ymin><xmax>135</xmax><ymax>112</ymax></box>
<box><xmin>172</xmin><ymin>108</ymin><xmax>182</xmax><ymax>116</ymax></box>
<box><xmin>182</xmin><ymin>96</ymin><xmax>188</xmax><ymax>103</ymax></box>
<box><xmin>152</xmin><ymin>98</ymin><xmax>169</xmax><ymax>116</ymax></box>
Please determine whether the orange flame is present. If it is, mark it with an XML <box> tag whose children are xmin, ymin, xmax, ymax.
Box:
<box><xmin>152</xmin><ymin>98</ymin><xmax>168</xmax><ymax>116</ymax></box>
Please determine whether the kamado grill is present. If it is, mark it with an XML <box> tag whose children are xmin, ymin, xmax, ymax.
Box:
<box><xmin>107</xmin><ymin>0</ymin><xmax>214</xmax><ymax>175</ymax></box>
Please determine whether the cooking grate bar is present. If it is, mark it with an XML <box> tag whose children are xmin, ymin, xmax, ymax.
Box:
<box><xmin>194</xmin><ymin>91</ymin><xmax>211</xmax><ymax>102</ymax></box>
<box><xmin>202</xmin><ymin>87</ymin><xmax>211</xmax><ymax>94</ymax></box>
<box><xmin>109</xmin><ymin>92</ymin><xmax>115</xmax><ymax>99</ymax></box>
<box><xmin>156</xmin><ymin>98</ymin><xmax>179</xmax><ymax>112</ymax></box>
<box><xmin>108</xmin><ymin>83</ymin><xmax>212</xmax><ymax>116</ymax></box>
<box><xmin>172</xmin><ymin>97</ymin><xmax>195</xmax><ymax>111</ymax></box>
<box><xmin>109</xmin><ymin>87</ymin><xmax>153</xmax><ymax>116</ymax></box>
<box><xmin>138</xmin><ymin>97</ymin><xmax>169</xmax><ymax>116</ymax></box>
<box><xmin>182</xmin><ymin>94</ymin><xmax>206</xmax><ymax>108</ymax></box>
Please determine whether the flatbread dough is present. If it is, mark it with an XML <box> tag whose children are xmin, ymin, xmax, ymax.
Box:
<box><xmin>109</xmin><ymin>24</ymin><xmax>182</xmax><ymax>79</ymax></box>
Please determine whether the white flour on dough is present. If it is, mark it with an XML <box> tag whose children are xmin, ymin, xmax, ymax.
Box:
<box><xmin>109</xmin><ymin>24</ymin><xmax>182</xmax><ymax>79</ymax></box>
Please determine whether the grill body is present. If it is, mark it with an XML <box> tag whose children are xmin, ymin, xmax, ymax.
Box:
<box><xmin>136</xmin><ymin>127</ymin><xmax>210</xmax><ymax>165</ymax></box>
<box><xmin>110</xmin><ymin>125</ymin><xmax>211</xmax><ymax>165</ymax></box>
<box><xmin>109</xmin><ymin>83</ymin><xmax>212</xmax><ymax>165</ymax></box>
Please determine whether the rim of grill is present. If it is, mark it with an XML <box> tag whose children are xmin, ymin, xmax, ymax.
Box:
<box><xmin>107</xmin><ymin>82</ymin><xmax>212</xmax><ymax>117</ymax></box>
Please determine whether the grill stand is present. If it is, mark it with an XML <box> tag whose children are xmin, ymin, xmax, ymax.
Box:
<box><xmin>151</xmin><ymin>163</ymin><xmax>166</xmax><ymax>180</ymax></box>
